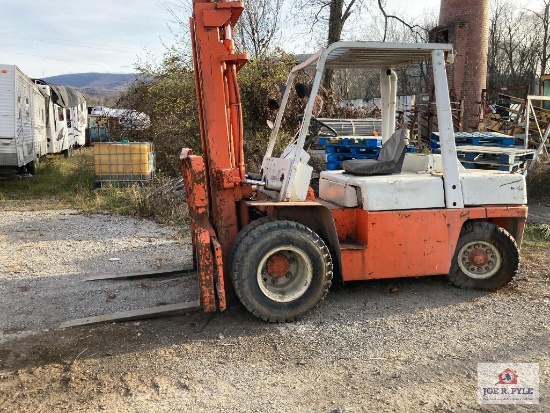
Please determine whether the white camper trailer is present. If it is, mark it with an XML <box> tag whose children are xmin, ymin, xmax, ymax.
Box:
<box><xmin>0</xmin><ymin>64</ymin><xmax>46</xmax><ymax>174</ymax></box>
<box><xmin>71</xmin><ymin>100</ymin><xmax>88</xmax><ymax>147</ymax></box>
<box><xmin>32</xmin><ymin>84</ymin><xmax>48</xmax><ymax>167</ymax></box>
<box><xmin>34</xmin><ymin>81</ymin><xmax>87</xmax><ymax>156</ymax></box>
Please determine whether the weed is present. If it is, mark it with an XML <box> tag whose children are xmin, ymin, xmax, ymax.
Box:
<box><xmin>523</xmin><ymin>224</ymin><xmax>550</xmax><ymax>247</ymax></box>
<box><xmin>0</xmin><ymin>148</ymin><xmax>189</xmax><ymax>228</ymax></box>
<box><xmin>526</xmin><ymin>161</ymin><xmax>550</xmax><ymax>201</ymax></box>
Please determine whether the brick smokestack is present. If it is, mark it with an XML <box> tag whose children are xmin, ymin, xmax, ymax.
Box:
<box><xmin>438</xmin><ymin>0</ymin><xmax>490</xmax><ymax>131</ymax></box>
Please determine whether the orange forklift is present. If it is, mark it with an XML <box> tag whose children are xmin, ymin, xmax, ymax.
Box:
<box><xmin>181</xmin><ymin>0</ymin><xmax>528</xmax><ymax>322</ymax></box>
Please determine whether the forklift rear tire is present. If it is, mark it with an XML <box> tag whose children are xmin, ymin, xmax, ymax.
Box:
<box><xmin>448</xmin><ymin>221</ymin><xmax>519</xmax><ymax>291</ymax></box>
<box><xmin>231</xmin><ymin>219</ymin><xmax>333</xmax><ymax>322</ymax></box>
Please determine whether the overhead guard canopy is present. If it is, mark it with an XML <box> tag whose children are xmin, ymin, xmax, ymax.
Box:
<box><xmin>293</xmin><ymin>41</ymin><xmax>454</xmax><ymax>72</ymax></box>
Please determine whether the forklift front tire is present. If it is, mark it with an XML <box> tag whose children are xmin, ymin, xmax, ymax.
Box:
<box><xmin>231</xmin><ymin>219</ymin><xmax>333</xmax><ymax>322</ymax></box>
<box><xmin>448</xmin><ymin>221</ymin><xmax>519</xmax><ymax>291</ymax></box>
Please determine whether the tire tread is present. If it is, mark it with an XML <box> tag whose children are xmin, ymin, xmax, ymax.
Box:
<box><xmin>448</xmin><ymin>221</ymin><xmax>520</xmax><ymax>291</ymax></box>
<box><xmin>231</xmin><ymin>219</ymin><xmax>333</xmax><ymax>322</ymax></box>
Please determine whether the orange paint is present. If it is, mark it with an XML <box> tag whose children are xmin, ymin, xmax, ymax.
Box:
<box><xmin>180</xmin><ymin>150</ymin><xmax>216</xmax><ymax>311</ymax></box>
<box><xmin>330</xmin><ymin>208</ymin><xmax>357</xmax><ymax>241</ymax></box>
<box><xmin>211</xmin><ymin>237</ymin><xmax>226</xmax><ymax>311</ymax></box>
<box><xmin>185</xmin><ymin>1</ymin><xmax>250</xmax><ymax>311</ymax></box>
<box><xmin>337</xmin><ymin>207</ymin><xmax>526</xmax><ymax>281</ymax></box>
<box><xmin>196</xmin><ymin>228</ymin><xmax>217</xmax><ymax>312</ymax></box>
<box><xmin>486</xmin><ymin>206</ymin><xmax>528</xmax><ymax>218</ymax></box>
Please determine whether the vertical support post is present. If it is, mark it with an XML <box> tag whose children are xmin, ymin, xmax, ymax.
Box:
<box><xmin>459</xmin><ymin>99</ymin><xmax>465</xmax><ymax>132</ymax></box>
<box><xmin>524</xmin><ymin>98</ymin><xmax>531</xmax><ymax>149</ymax></box>
<box><xmin>266</xmin><ymin>72</ymin><xmax>296</xmax><ymax>157</ymax></box>
<box><xmin>380</xmin><ymin>69</ymin><xmax>391</xmax><ymax>143</ymax></box>
<box><xmin>432</xmin><ymin>49</ymin><xmax>464</xmax><ymax>209</ymax></box>
<box><xmin>388</xmin><ymin>69</ymin><xmax>398</xmax><ymax>139</ymax></box>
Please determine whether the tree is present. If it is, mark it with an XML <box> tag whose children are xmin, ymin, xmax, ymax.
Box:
<box><xmin>326</xmin><ymin>0</ymin><xmax>360</xmax><ymax>45</ymax></box>
<box><xmin>325</xmin><ymin>0</ymin><xmax>361</xmax><ymax>88</ymax></box>
<box><xmin>376</xmin><ymin>0</ymin><xmax>430</xmax><ymax>43</ymax></box>
<box><xmin>292</xmin><ymin>0</ymin><xmax>364</xmax><ymax>89</ymax></box>
<box><xmin>528</xmin><ymin>0</ymin><xmax>550</xmax><ymax>77</ymax></box>
<box><xmin>487</xmin><ymin>0</ymin><xmax>541</xmax><ymax>89</ymax></box>
<box><xmin>292</xmin><ymin>0</ymin><xmax>362</xmax><ymax>44</ymax></box>
<box><xmin>116</xmin><ymin>48</ymin><xmax>200</xmax><ymax>175</ymax></box>
<box><xmin>235</xmin><ymin>0</ymin><xmax>285</xmax><ymax>58</ymax></box>
<box><xmin>160</xmin><ymin>0</ymin><xmax>286</xmax><ymax>60</ymax></box>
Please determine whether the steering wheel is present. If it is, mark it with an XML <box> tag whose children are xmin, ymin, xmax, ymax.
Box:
<box><xmin>310</xmin><ymin>117</ymin><xmax>338</xmax><ymax>138</ymax></box>
<box><xmin>302</xmin><ymin>117</ymin><xmax>339</xmax><ymax>151</ymax></box>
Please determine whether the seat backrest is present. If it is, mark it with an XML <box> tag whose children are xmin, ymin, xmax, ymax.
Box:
<box><xmin>378</xmin><ymin>129</ymin><xmax>409</xmax><ymax>163</ymax></box>
<box><xmin>340</xmin><ymin>129</ymin><xmax>410</xmax><ymax>175</ymax></box>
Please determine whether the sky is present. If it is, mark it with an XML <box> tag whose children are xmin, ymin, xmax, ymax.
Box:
<box><xmin>0</xmin><ymin>0</ymin><xmax>440</xmax><ymax>78</ymax></box>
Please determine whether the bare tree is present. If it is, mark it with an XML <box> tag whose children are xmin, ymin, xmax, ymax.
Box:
<box><xmin>326</xmin><ymin>0</ymin><xmax>360</xmax><ymax>45</ymax></box>
<box><xmin>325</xmin><ymin>1</ymin><xmax>361</xmax><ymax>88</ymax></box>
<box><xmin>528</xmin><ymin>0</ymin><xmax>550</xmax><ymax>77</ymax></box>
<box><xmin>487</xmin><ymin>0</ymin><xmax>541</xmax><ymax>88</ymax></box>
<box><xmin>376</xmin><ymin>0</ymin><xmax>429</xmax><ymax>43</ymax></box>
<box><xmin>488</xmin><ymin>0</ymin><xmax>505</xmax><ymax>87</ymax></box>
<box><xmin>159</xmin><ymin>1</ymin><xmax>285</xmax><ymax>60</ymax></box>
<box><xmin>292</xmin><ymin>0</ymin><xmax>363</xmax><ymax>43</ymax></box>
<box><xmin>235</xmin><ymin>0</ymin><xmax>285</xmax><ymax>58</ymax></box>
<box><xmin>292</xmin><ymin>0</ymin><xmax>364</xmax><ymax>89</ymax></box>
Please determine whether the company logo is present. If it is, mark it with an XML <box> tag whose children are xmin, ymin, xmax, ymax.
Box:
<box><xmin>478</xmin><ymin>363</ymin><xmax>539</xmax><ymax>405</ymax></box>
<box><xmin>498</xmin><ymin>368</ymin><xmax>518</xmax><ymax>385</ymax></box>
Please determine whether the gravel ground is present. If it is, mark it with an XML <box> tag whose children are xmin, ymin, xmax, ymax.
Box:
<box><xmin>0</xmin><ymin>210</ymin><xmax>548</xmax><ymax>412</ymax></box>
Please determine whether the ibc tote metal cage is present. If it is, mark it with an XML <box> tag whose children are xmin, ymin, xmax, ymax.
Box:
<box><xmin>93</xmin><ymin>141</ymin><xmax>155</xmax><ymax>186</ymax></box>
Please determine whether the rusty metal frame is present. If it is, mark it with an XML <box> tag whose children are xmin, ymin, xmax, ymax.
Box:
<box><xmin>183</xmin><ymin>1</ymin><xmax>250</xmax><ymax>313</ymax></box>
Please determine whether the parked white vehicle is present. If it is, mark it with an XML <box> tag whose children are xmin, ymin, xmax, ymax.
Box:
<box><xmin>0</xmin><ymin>64</ymin><xmax>47</xmax><ymax>174</ymax></box>
<box><xmin>0</xmin><ymin>65</ymin><xmax>87</xmax><ymax>175</ymax></box>
<box><xmin>35</xmin><ymin>81</ymin><xmax>87</xmax><ymax>157</ymax></box>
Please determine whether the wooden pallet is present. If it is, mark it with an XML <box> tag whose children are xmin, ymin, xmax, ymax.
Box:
<box><xmin>456</xmin><ymin>145</ymin><xmax>535</xmax><ymax>172</ymax></box>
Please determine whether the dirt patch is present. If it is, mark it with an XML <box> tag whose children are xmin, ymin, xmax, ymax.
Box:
<box><xmin>0</xmin><ymin>210</ymin><xmax>548</xmax><ymax>412</ymax></box>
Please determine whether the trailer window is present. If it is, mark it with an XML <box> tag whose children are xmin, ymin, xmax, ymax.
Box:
<box><xmin>66</xmin><ymin>108</ymin><xmax>72</xmax><ymax>127</ymax></box>
<box><xmin>58</xmin><ymin>107</ymin><xmax>64</xmax><ymax>121</ymax></box>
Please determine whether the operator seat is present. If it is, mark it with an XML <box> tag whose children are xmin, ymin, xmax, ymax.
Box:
<box><xmin>341</xmin><ymin>129</ymin><xmax>409</xmax><ymax>175</ymax></box>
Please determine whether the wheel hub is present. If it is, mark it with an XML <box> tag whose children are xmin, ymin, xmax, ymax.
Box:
<box><xmin>468</xmin><ymin>249</ymin><xmax>489</xmax><ymax>267</ymax></box>
<box><xmin>458</xmin><ymin>241</ymin><xmax>502</xmax><ymax>279</ymax></box>
<box><xmin>266</xmin><ymin>254</ymin><xmax>290</xmax><ymax>278</ymax></box>
<box><xmin>257</xmin><ymin>246</ymin><xmax>313</xmax><ymax>303</ymax></box>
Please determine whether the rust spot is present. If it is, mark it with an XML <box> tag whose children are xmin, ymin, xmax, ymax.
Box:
<box><xmin>469</xmin><ymin>249</ymin><xmax>488</xmax><ymax>267</ymax></box>
<box><xmin>266</xmin><ymin>254</ymin><xmax>291</xmax><ymax>278</ymax></box>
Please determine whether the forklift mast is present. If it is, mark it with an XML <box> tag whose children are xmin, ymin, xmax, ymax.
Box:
<box><xmin>182</xmin><ymin>0</ymin><xmax>250</xmax><ymax>312</ymax></box>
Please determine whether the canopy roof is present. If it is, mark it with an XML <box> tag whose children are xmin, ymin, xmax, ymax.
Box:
<box><xmin>293</xmin><ymin>41</ymin><xmax>454</xmax><ymax>72</ymax></box>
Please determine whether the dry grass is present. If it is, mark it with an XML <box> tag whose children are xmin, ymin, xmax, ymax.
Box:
<box><xmin>0</xmin><ymin>148</ymin><xmax>189</xmax><ymax>228</ymax></box>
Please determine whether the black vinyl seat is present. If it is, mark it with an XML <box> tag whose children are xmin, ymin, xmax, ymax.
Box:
<box><xmin>341</xmin><ymin>129</ymin><xmax>410</xmax><ymax>175</ymax></box>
